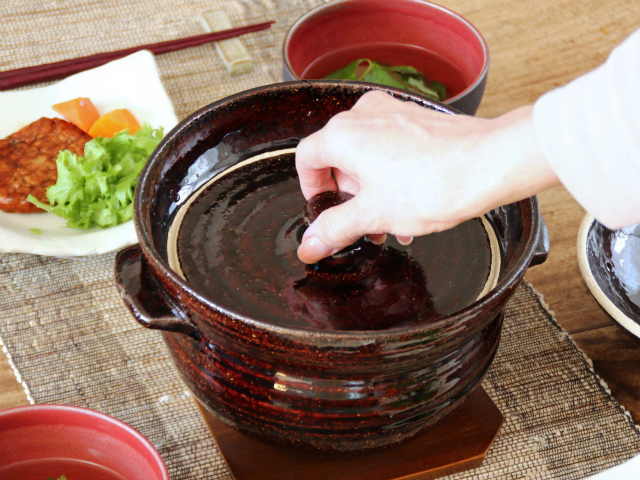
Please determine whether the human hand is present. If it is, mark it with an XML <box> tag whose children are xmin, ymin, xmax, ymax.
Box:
<box><xmin>295</xmin><ymin>91</ymin><xmax>558</xmax><ymax>263</ymax></box>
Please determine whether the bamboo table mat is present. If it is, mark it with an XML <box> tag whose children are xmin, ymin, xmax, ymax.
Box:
<box><xmin>1</xmin><ymin>251</ymin><xmax>639</xmax><ymax>479</ymax></box>
<box><xmin>1</xmin><ymin>0</ymin><xmax>640</xmax><ymax>479</ymax></box>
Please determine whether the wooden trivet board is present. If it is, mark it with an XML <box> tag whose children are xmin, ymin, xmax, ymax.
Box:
<box><xmin>197</xmin><ymin>387</ymin><xmax>503</xmax><ymax>480</ymax></box>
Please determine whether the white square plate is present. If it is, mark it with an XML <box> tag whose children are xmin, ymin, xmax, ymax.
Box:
<box><xmin>0</xmin><ymin>50</ymin><xmax>178</xmax><ymax>256</ymax></box>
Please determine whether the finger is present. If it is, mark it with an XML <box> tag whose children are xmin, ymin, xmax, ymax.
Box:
<box><xmin>396</xmin><ymin>235</ymin><xmax>414</xmax><ymax>246</ymax></box>
<box><xmin>295</xmin><ymin>136</ymin><xmax>337</xmax><ymax>199</ymax></box>
<box><xmin>352</xmin><ymin>90</ymin><xmax>405</xmax><ymax>113</ymax></box>
<box><xmin>295</xmin><ymin>110</ymin><xmax>361</xmax><ymax>198</ymax></box>
<box><xmin>367</xmin><ymin>233</ymin><xmax>387</xmax><ymax>245</ymax></box>
<box><xmin>297</xmin><ymin>197</ymin><xmax>376</xmax><ymax>263</ymax></box>
<box><xmin>333</xmin><ymin>168</ymin><xmax>360</xmax><ymax>196</ymax></box>
<box><xmin>354</xmin><ymin>90</ymin><xmax>445</xmax><ymax>120</ymax></box>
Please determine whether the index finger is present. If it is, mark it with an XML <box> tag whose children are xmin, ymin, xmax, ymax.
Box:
<box><xmin>295</xmin><ymin>131</ymin><xmax>338</xmax><ymax>199</ymax></box>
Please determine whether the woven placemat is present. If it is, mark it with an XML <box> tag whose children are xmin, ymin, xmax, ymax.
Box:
<box><xmin>1</xmin><ymin>0</ymin><xmax>640</xmax><ymax>478</ymax></box>
<box><xmin>1</xmin><ymin>252</ymin><xmax>639</xmax><ymax>479</ymax></box>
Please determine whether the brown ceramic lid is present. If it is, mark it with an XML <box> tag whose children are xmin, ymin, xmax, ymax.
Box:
<box><xmin>167</xmin><ymin>151</ymin><xmax>499</xmax><ymax>332</ymax></box>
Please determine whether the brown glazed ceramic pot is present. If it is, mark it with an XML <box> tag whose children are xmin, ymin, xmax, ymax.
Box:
<box><xmin>115</xmin><ymin>81</ymin><xmax>549</xmax><ymax>452</ymax></box>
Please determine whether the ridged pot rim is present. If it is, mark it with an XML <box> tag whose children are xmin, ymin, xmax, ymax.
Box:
<box><xmin>135</xmin><ymin>80</ymin><xmax>541</xmax><ymax>341</ymax></box>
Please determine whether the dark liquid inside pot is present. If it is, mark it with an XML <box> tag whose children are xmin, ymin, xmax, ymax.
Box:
<box><xmin>169</xmin><ymin>153</ymin><xmax>496</xmax><ymax>331</ymax></box>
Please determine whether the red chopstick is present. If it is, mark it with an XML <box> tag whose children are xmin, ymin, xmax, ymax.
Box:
<box><xmin>0</xmin><ymin>20</ymin><xmax>274</xmax><ymax>91</ymax></box>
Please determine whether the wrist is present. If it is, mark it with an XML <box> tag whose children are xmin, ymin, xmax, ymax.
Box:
<box><xmin>482</xmin><ymin>105</ymin><xmax>560</xmax><ymax>208</ymax></box>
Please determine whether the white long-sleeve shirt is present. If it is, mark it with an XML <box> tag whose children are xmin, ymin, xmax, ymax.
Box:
<box><xmin>533</xmin><ymin>28</ymin><xmax>640</xmax><ymax>229</ymax></box>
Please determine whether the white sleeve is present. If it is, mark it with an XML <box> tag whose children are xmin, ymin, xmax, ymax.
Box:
<box><xmin>533</xmin><ymin>28</ymin><xmax>640</xmax><ymax>229</ymax></box>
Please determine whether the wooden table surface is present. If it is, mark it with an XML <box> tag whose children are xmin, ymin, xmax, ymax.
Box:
<box><xmin>1</xmin><ymin>0</ymin><xmax>639</xmax><ymax>431</ymax></box>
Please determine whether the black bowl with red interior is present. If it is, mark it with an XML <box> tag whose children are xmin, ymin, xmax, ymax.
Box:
<box><xmin>283</xmin><ymin>0</ymin><xmax>489</xmax><ymax>115</ymax></box>
<box><xmin>114</xmin><ymin>81</ymin><xmax>547</xmax><ymax>452</ymax></box>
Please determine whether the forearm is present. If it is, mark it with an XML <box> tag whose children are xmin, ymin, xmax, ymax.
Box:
<box><xmin>478</xmin><ymin>105</ymin><xmax>560</xmax><ymax>212</ymax></box>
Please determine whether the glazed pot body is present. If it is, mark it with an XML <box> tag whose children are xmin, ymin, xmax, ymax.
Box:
<box><xmin>163</xmin><ymin>313</ymin><xmax>503</xmax><ymax>451</ymax></box>
<box><xmin>115</xmin><ymin>81</ymin><xmax>548</xmax><ymax>452</ymax></box>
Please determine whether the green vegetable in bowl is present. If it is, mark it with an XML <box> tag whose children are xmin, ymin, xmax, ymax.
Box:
<box><xmin>46</xmin><ymin>476</ymin><xmax>67</xmax><ymax>480</ymax></box>
<box><xmin>325</xmin><ymin>59</ymin><xmax>447</xmax><ymax>102</ymax></box>
<box><xmin>28</xmin><ymin>125</ymin><xmax>163</xmax><ymax>229</ymax></box>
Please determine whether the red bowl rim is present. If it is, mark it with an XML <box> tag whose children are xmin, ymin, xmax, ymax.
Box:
<box><xmin>282</xmin><ymin>0</ymin><xmax>490</xmax><ymax>105</ymax></box>
<box><xmin>0</xmin><ymin>404</ymin><xmax>169</xmax><ymax>480</ymax></box>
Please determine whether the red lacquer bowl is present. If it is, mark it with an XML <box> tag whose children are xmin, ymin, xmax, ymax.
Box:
<box><xmin>0</xmin><ymin>405</ymin><xmax>169</xmax><ymax>480</ymax></box>
<box><xmin>283</xmin><ymin>0</ymin><xmax>489</xmax><ymax>115</ymax></box>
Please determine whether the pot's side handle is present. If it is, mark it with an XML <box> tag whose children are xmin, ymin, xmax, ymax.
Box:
<box><xmin>114</xmin><ymin>245</ymin><xmax>200</xmax><ymax>338</ymax></box>
<box><xmin>530</xmin><ymin>212</ymin><xmax>550</xmax><ymax>267</ymax></box>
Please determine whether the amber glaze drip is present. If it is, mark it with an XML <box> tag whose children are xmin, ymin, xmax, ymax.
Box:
<box><xmin>171</xmin><ymin>153</ymin><xmax>494</xmax><ymax>331</ymax></box>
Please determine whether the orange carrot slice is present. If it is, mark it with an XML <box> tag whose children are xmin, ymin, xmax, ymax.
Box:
<box><xmin>52</xmin><ymin>97</ymin><xmax>100</xmax><ymax>134</ymax></box>
<box><xmin>88</xmin><ymin>109</ymin><xmax>141</xmax><ymax>138</ymax></box>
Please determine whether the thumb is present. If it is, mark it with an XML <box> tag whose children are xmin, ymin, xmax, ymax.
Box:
<box><xmin>297</xmin><ymin>197</ymin><xmax>372</xmax><ymax>264</ymax></box>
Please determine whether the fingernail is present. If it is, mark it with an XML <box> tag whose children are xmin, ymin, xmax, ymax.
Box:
<box><xmin>297</xmin><ymin>236</ymin><xmax>335</xmax><ymax>264</ymax></box>
<box><xmin>301</xmin><ymin>221</ymin><xmax>317</xmax><ymax>242</ymax></box>
<box><xmin>367</xmin><ymin>233</ymin><xmax>387</xmax><ymax>245</ymax></box>
<box><xmin>397</xmin><ymin>236</ymin><xmax>414</xmax><ymax>246</ymax></box>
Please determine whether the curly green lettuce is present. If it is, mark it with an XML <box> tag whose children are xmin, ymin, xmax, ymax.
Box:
<box><xmin>28</xmin><ymin>124</ymin><xmax>163</xmax><ymax>229</ymax></box>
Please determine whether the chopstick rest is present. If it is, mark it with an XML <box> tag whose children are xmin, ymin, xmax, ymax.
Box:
<box><xmin>202</xmin><ymin>11</ymin><xmax>254</xmax><ymax>75</ymax></box>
